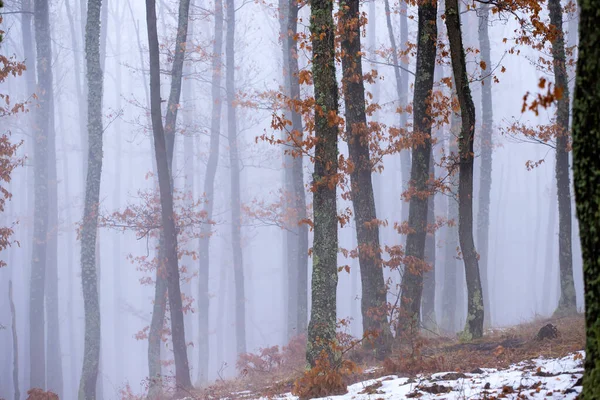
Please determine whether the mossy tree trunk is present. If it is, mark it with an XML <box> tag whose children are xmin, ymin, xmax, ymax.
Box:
<box><xmin>79</xmin><ymin>0</ymin><xmax>104</xmax><ymax>397</ymax></box>
<box><xmin>339</xmin><ymin>0</ymin><xmax>391</xmax><ymax>358</ymax></box>
<box><xmin>396</xmin><ymin>0</ymin><xmax>437</xmax><ymax>336</ymax></box>
<box><xmin>571</xmin><ymin>0</ymin><xmax>600</xmax><ymax>397</ymax></box>
<box><xmin>306</xmin><ymin>0</ymin><xmax>339</xmax><ymax>368</ymax></box>
<box><xmin>445</xmin><ymin>0</ymin><xmax>484</xmax><ymax>340</ymax></box>
<box><xmin>548</xmin><ymin>0</ymin><xmax>576</xmax><ymax>316</ymax></box>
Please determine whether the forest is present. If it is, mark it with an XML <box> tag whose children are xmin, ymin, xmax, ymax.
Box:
<box><xmin>0</xmin><ymin>0</ymin><xmax>599</xmax><ymax>399</ymax></box>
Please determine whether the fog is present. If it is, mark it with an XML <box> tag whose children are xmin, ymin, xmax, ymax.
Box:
<box><xmin>0</xmin><ymin>0</ymin><xmax>583</xmax><ymax>398</ymax></box>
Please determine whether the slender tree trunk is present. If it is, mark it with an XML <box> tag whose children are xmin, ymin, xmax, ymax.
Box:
<box><xmin>339</xmin><ymin>0</ymin><xmax>390</xmax><ymax>357</ymax></box>
<box><xmin>445</xmin><ymin>0</ymin><xmax>484</xmax><ymax>340</ymax></box>
<box><xmin>147</xmin><ymin>248</ymin><xmax>167</xmax><ymax>400</ymax></box>
<box><xmin>30</xmin><ymin>0</ymin><xmax>54</xmax><ymax>390</ymax></box>
<box><xmin>396</xmin><ymin>0</ymin><xmax>437</xmax><ymax>336</ymax></box>
<box><xmin>225</xmin><ymin>0</ymin><xmax>247</xmax><ymax>356</ymax></box>
<box><xmin>306</xmin><ymin>0</ymin><xmax>339</xmax><ymax>368</ymax></box>
<box><xmin>476</xmin><ymin>3</ymin><xmax>493</xmax><ymax>327</ymax></box>
<box><xmin>145</xmin><ymin>0</ymin><xmax>193</xmax><ymax>390</ymax></box>
<box><xmin>548</xmin><ymin>0</ymin><xmax>576</xmax><ymax>315</ymax></box>
<box><xmin>572</xmin><ymin>2</ymin><xmax>600</xmax><ymax>396</ymax></box>
<box><xmin>79</xmin><ymin>0</ymin><xmax>104</xmax><ymax>397</ymax></box>
<box><xmin>383</xmin><ymin>0</ymin><xmax>411</xmax><ymax>221</ymax></box>
<box><xmin>196</xmin><ymin>0</ymin><xmax>223</xmax><ymax>385</ymax></box>
<box><xmin>287</xmin><ymin>0</ymin><xmax>309</xmax><ymax>337</ymax></box>
<box><xmin>10</xmin><ymin>281</ymin><xmax>20</xmax><ymax>400</ymax></box>
<box><xmin>441</xmin><ymin>112</ymin><xmax>460</xmax><ymax>334</ymax></box>
<box><xmin>422</xmin><ymin>152</ymin><xmax>436</xmax><ymax>333</ymax></box>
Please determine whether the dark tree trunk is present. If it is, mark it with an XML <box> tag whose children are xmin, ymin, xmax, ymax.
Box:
<box><xmin>225</xmin><ymin>0</ymin><xmax>247</xmax><ymax>356</ymax></box>
<box><xmin>476</xmin><ymin>2</ymin><xmax>493</xmax><ymax>327</ymax></box>
<box><xmin>383</xmin><ymin>0</ymin><xmax>410</xmax><ymax>222</ymax></box>
<box><xmin>339</xmin><ymin>0</ymin><xmax>390</xmax><ymax>358</ymax></box>
<box><xmin>441</xmin><ymin>111</ymin><xmax>460</xmax><ymax>334</ymax></box>
<box><xmin>147</xmin><ymin>246</ymin><xmax>168</xmax><ymax>400</ymax></box>
<box><xmin>396</xmin><ymin>0</ymin><xmax>437</xmax><ymax>336</ymax></box>
<box><xmin>445</xmin><ymin>0</ymin><xmax>484</xmax><ymax>340</ymax></box>
<box><xmin>145</xmin><ymin>0</ymin><xmax>193</xmax><ymax>391</ymax></box>
<box><xmin>9</xmin><ymin>281</ymin><xmax>20</xmax><ymax>400</ymax></box>
<box><xmin>79</xmin><ymin>0</ymin><xmax>104</xmax><ymax>397</ymax></box>
<box><xmin>548</xmin><ymin>0</ymin><xmax>576</xmax><ymax>315</ymax></box>
<box><xmin>422</xmin><ymin>152</ymin><xmax>436</xmax><ymax>333</ymax></box>
<box><xmin>306</xmin><ymin>0</ymin><xmax>339</xmax><ymax>368</ymax></box>
<box><xmin>30</xmin><ymin>0</ymin><xmax>53</xmax><ymax>390</ymax></box>
<box><xmin>197</xmin><ymin>0</ymin><xmax>223</xmax><ymax>385</ymax></box>
<box><xmin>572</xmin><ymin>2</ymin><xmax>600</xmax><ymax>397</ymax></box>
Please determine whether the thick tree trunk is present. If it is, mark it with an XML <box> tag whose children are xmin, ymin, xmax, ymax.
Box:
<box><xmin>197</xmin><ymin>0</ymin><xmax>223</xmax><ymax>385</ymax></box>
<box><xmin>225</xmin><ymin>0</ymin><xmax>247</xmax><ymax>356</ymax></box>
<box><xmin>30</xmin><ymin>0</ymin><xmax>53</xmax><ymax>390</ymax></box>
<box><xmin>445</xmin><ymin>0</ymin><xmax>484</xmax><ymax>340</ymax></box>
<box><xmin>548</xmin><ymin>0</ymin><xmax>576</xmax><ymax>315</ymax></box>
<box><xmin>396</xmin><ymin>0</ymin><xmax>437</xmax><ymax>336</ymax></box>
<box><xmin>422</xmin><ymin>152</ymin><xmax>436</xmax><ymax>333</ymax></box>
<box><xmin>572</xmin><ymin>2</ymin><xmax>600</xmax><ymax>397</ymax></box>
<box><xmin>79</xmin><ymin>0</ymin><xmax>104</xmax><ymax>397</ymax></box>
<box><xmin>339</xmin><ymin>0</ymin><xmax>390</xmax><ymax>358</ymax></box>
<box><xmin>9</xmin><ymin>281</ymin><xmax>20</xmax><ymax>400</ymax></box>
<box><xmin>441</xmin><ymin>112</ymin><xmax>460</xmax><ymax>334</ymax></box>
<box><xmin>306</xmin><ymin>0</ymin><xmax>339</xmax><ymax>368</ymax></box>
<box><xmin>383</xmin><ymin>0</ymin><xmax>410</xmax><ymax>221</ymax></box>
<box><xmin>476</xmin><ymin>3</ymin><xmax>493</xmax><ymax>327</ymax></box>
<box><xmin>145</xmin><ymin>0</ymin><xmax>193</xmax><ymax>391</ymax></box>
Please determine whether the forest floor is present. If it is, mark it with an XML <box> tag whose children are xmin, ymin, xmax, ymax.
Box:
<box><xmin>182</xmin><ymin>314</ymin><xmax>585</xmax><ymax>400</ymax></box>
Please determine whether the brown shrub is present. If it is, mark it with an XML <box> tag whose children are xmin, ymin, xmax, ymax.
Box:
<box><xmin>26</xmin><ymin>389</ymin><xmax>59</xmax><ymax>400</ymax></box>
<box><xmin>292</xmin><ymin>352</ymin><xmax>360</xmax><ymax>399</ymax></box>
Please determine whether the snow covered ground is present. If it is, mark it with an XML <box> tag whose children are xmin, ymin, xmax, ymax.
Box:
<box><xmin>263</xmin><ymin>351</ymin><xmax>584</xmax><ymax>400</ymax></box>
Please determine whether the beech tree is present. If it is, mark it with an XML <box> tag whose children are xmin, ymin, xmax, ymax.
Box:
<box><xmin>306</xmin><ymin>0</ymin><xmax>339</xmax><ymax>367</ymax></box>
<box><xmin>145</xmin><ymin>0</ymin><xmax>192</xmax><ymax>391</ymax></box>
<box><xmin>396</xmin><ymin>0</ymin><xmax>437</xmax><ymax>336</ymax></box>
<box><xmin>572</xmin><ymin>2</ymin><xmax>600</xmax><ymax>397</ymax></box>
<box><xmin>338</xmin><ymin>0</ymin><xmax>390</xmax><ymax>357</ymax></box>
<box><xmin>446</xmin><ymin>0</ymin><xmax>484</xmax><ymax>339</ymax></box>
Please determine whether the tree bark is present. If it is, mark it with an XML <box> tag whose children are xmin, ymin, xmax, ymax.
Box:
<box><xmin>30</xmin><ymin>0</ymin><xmax>53</xmax><ymax>390</ymax></box>
<box><xmin>224</xmin><ymin>0</ymin><xmax>247</xmax><ymax>356</ymax></box>
<box><xmin>476</xmin><ymin>2</ymin><xmax>493</xmax><ymax>327</ymax></box>
<box><xmin>79</xmin><ymin>0</ymin><xmax>104</xmax><ymax>397</ymax></box>
<box><xmin>396</xmin><ymin>0</ymin><xmax>437</xmax><ymax>336</ymax></box>
<box><xmin>445</xmin><ymin>0</ymin><xmax>484</xmax><ymax>340</ymax></box>
<box><xmin>548</xmin><ymin>0</ymin><xmax>576</xmax><ymax>315</ymax></box>
<box><xmin>145</xmin><ymin>0</ymin><xmax>193</xmax><ymax>391</ymax></box>
<box><xmin>339</xmin><ymin>0</ymin><xmax>390</xmax><ymax>358</ymax></box>
<box><xmin>422</xmin><ymin>152</ymin><xmax>436</xmax><ymax>333</ymax></box>
<box><xmin>197</xmin><ymin>0</ymin><xmax>223</xmax><ymax>385</ymax></box>
<box><xmin>572</xmin><ymin>2</ymin><xmax>600</xmax><ymax>397</ymax></box>
<box><xmin>306</xmin><ymin>0</ymin><xmax>339</xmax><ymax>368</ymax></box>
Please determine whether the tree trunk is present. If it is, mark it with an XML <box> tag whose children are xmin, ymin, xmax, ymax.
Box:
<box><xmin>445</xmin><ymin>0</ymin><xmax>484</xmax><ymax>340</ymax></box>
<box><xmin>572</xmin><ymin>2</ymin><xmax>600</xmax><ymax>397</ymax></box>
<box><xmin>548</xmin><ymin>0</ymin><xmax>576</xmax><ymax>315</ymax></box>
<box><xmin>196</xmin><ymin>0</ymin><xmax>223</xmax><ymax>385</ymax></box>
<box><xmin>306</xmin><ymin>0</ymin><xmax>339</xmax><ymax>368</ymax></box>
<box><xmin>9</xmin><ymin>281</ymin><xmax>20</xmax><ymax>400</ymax></box>
<box><xmin>339</xmin><ymin>0</ymin><xmax>390</xmax><ymax>358</ymax></box>
<box><xmin>396</xmin><ymin>0</ymin><xmax>437</xmax><ymax>336</ymax></box>
<box><xmin>145</xmin><ymin>0</ymin><xmax>193</xmax><ymax>391</ymax></box>
<box><xmin>225</xmin><ymin>0</ymin><xmax>247</xmax><ymax>356</ymax></box>
<box><xmin>383</xmin><ymin>0</ymin><xmax>411</xmax><ymax>222</ymax></box>
<box><xmin>30</xmin><ymin>0</ymin><xmax>54</xmax><ymax>390</ymax></box>
<box><xmin>441</xmin><ymin>111</ymin><xmax>460</xmax><ymax>334</ymax></box>
<box><xmin>476</xmin><ymin>2</ymin><xmax>493</xmax><ymax>327</ymax></box>
<box><xmin>422</xmin><ymin>152</ymin><xmax>436</xmax><ymax>333</ymax></box>
<box><xmin>147</xmin><ymin>247</ymin><xmax>167</xmax><ymax>400</ymax></box>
